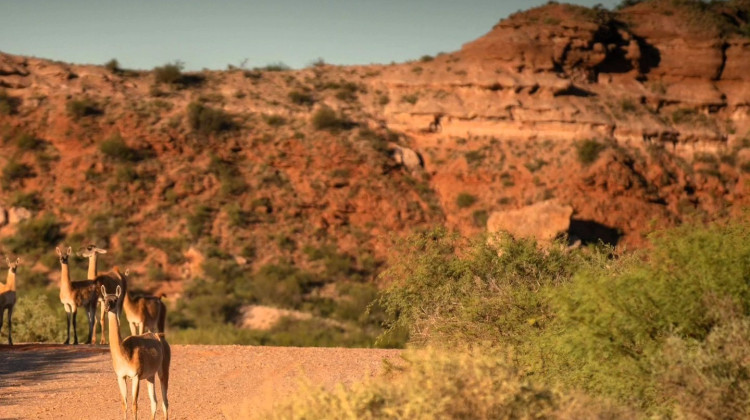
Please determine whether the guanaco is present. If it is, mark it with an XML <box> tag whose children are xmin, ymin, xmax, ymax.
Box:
<box><xmin>80</xmin><ymin>244</ymin><xmax>123</xmax><ymax>344</ymax></box>
<box><xmin>57</xmin><ymin>246</ymin><xmax>98</xmax><ymax>345</ymax></box>
<box><xmin>102</xmin><ymin>283</ymin><xmax>170</xmax><ymax>420</ymax></box>
<box><xmin>0</xmin><ymin>257</ymin><xmax>20</xmax><ymax>345</ymax></box>
<box><xmin>120</xmin><ymin>269</ymin><xmax>167</xmax><ymax>336</ymax></box>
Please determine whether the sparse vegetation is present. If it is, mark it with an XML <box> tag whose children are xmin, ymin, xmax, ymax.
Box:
<box><xmin>2</xmin><ymin>161</ymin><xmax>35</xmax><ymax>186</ymax></box>
<box><xmin>456</xmin><ymin>193</ymin><xmax>478</xmax><ymax>208</ymax></box>
<box><xmin>2</xmin><ymin>214</ymin><xmax>64</xmax><ymax>254</ymax></box>
<box><xmin>16</xmin><ymin>133</ymin><xmax>44</xmax><ymax>151</ymax></box>
<box><xmin>0</xmin><ymin>90</ymin><xmax>20</xmax><ymax>115</ymax></box>
<box><xmin>575</xmin><ymin>139</ymin><xmax>606</xmax><ymax>165</ymax></box>
<box><xmin>153</xmin><ymin>61</ymin><xmax>183</xmax><ymax>84</ymax></box>
<box><xmin>10</xmin><ymin>191</ymin><xmax>43</xmax><ymax>211</ymax></box>
<box><xmin>187</xmin><ymin>205</ymin><xmax>215</xmax><ymax>239</ymax></box>
<box><xmin>400</xmin><ymin>94</ymin><xmax>419</xmax><ymax>105</ymax></box>
<box><xmin>104</xmin><ymin>58</ymin><xmax>121</xmax><ymax>73</ymax></box>
<box><xmin>288</xmin><ymin>90</ymin><xmax>315</xmax><ymax>106</ymax></box>
<box><xmin>187</xmin><ymin>102</ymin><xmax>235</xmax><ymax>134</ymax></box>
<box><xmin>99</xmin><ymin>133</ymin><xmax>141</xmax><ymax>162</ymax></box>
<box><xmin>311</xmin><ymin>106</ymin><xmax>350</xmax><ymax>132</ymax></box>
<box><xmin>66</xmin><ymin>98</ymin><xmax>101</xmax><ymax>119</ymax></box>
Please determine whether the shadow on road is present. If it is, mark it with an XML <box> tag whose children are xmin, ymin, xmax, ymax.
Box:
<box><xmin>0</xmin><ymin>344</ymin><xmax>108</xmax><ymax>385</ymax></box>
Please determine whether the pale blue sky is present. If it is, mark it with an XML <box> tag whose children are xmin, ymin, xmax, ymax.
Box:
<box><xmin>0</xmin><ymin>1</ymin><xmax>619</xmax><ymax>71</ymax></box>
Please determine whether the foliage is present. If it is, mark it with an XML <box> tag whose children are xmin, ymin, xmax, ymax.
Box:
<box><xmin>207</xmin><ymin>155</ymin><xmax>246</xmax><ymax>197</ymax></box>
<box><xmin>104</xmin><ymin>58</ymin><xmax>120</xmax><ymax>73</ymax></box>
<box><xmin>0</xmin><ymin>289</ymin><xmax>63</xmax><ymax>343</ymax></box>
<box><xmin>288</xmin><ymin>90</ymin><xmax>315</xmax><ymax>106</ymax></box>
<box><xmin>0</xmin><ymin>89</ymin><xmax>21</xmax><ymax>115</ymax></box>
<box><xmin>153</xmin><ymin>61</ymin><xmax>183</xmax><ymax>84</ymax></box>
<box><xmin>255</xmin><ymin>62</ymin><xmax>290</xmax><ymax>72</ymax></box>
<box><xmin>311</xmin><ymin>106</ymin><xmax>350</xmax><ymax>132</ymax></box>
<box><xmin>376</xmin><ymin>228</ymin><xmax>590</xmax><ymax>346</ymax></box>
<box><xmin>186</xmin><ymin>205</ymin><xmax>214</xmax><ymax>239</ymax></box>
<box><xmin>456</xmin><ymin>192</ymin><xmax>477</xmax><ymax>208</ymax></box>
<box><xmin>187</xmin><ymin>102</ymin><xmax>235</xmax><ymax>135</ymax></box>
<box><xmin>268</xmin><ymin>347</ymin><xmax>631</xmax><ymax>420</ymax></box>
<box><xmin>545</xmin><ymin>221</ymin><xmax>750</xmax><ymax>408</ymax></box>
<box><xmin>10</xmin><ymin>191</ymin><xmax>43</xmax><ymax>211</ymax></box>
<box><xmin>66</xmin><ymin>98</ymin><xmax>102</xmax><ymax>119</ymax></box>
<box><xmin>16</xmin><ymin>133</ymin><xmax>45</xmax><ymax>151</ymax></box>
<box><xmin>99</xmin><ymin>133</ymin><xmax>141</xmax><ymax>162</ymax></box>
<box><xmin>2</xmin><ymin>161</ymin><xmax>35</xmax><ymax>186</ymax></box>
<box><xmin>2</xmin><ymin>214</ymin><xmax>64</xmax><ymax>255</ymax></box>
<box><xmin>575</xmin><ymin>139</ymin><xmax>606</xmax><ymax>165</ymax></box>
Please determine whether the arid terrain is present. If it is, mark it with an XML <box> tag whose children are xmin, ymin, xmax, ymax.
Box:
<box><xmin>0</xmin><ymin>344</ymin><xmax>401</xmax><ymax>419</ymax></box>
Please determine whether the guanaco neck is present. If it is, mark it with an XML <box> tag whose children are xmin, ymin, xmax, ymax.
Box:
<box><xmin>60</xmin><ymin>261</ymin><xmax>72</xmax><ymax>294</ymax></box>
<box><xmin>107</xmin><ymin>310</ymin><xmax>128</xmax><ymax>363</ymax></box>
<box><xmin>86</xmin><ymin>254</ymin><xmax>99</xmax><ymax>280</ymax></box>
<box><xmin>120</xmin><ymin>273</ymin><xmax>137</xmax><ymax>315</ymax></box>
<box><xmin>4</xmin><ymin>269</ymin><xmax>16</xmax><ymax>292</ymax></box>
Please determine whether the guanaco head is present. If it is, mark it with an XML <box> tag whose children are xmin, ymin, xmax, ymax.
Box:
<box><xmin>78</xmin><ymin>244</ymin><xmax>107</xmax><ymax>258</ymax></box>
<box><xmin>55</xmin><ymin>246</ymin><xmax>73</xmax><ymax>265</ymax></box>
<box><xmin>101</xmin><ymin>285</ymin><xmax>122</xmax><ymax>313</ymax></box>
<box><xmin>5</xmin><ymin>257</ymin><xmax>20</xmax><ymax>274</ymax></box>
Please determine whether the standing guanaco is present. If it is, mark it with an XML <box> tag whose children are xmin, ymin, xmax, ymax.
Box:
<box><xmin>57</xmin><ymin>246</ymin><xmax>98</xmax><ymax>345</ymax></box>
<box><xmin>80</xmin><ymin>244</ymin><xmax>123</xmax><ymax>344</ymax></box>
<box><xmin>0</xmin><ymin>257</ymin><xmax>20</xmax><ymax>345</ymax></box>
<box><xmin>120</xmin><ymin>269</ymin><xmax>167</xmax><ymax>336</ymax></box>
<box><xmin>102</xmin><ymin>282</ymin><xmax>170</xmax><ymax>420</ymax></box>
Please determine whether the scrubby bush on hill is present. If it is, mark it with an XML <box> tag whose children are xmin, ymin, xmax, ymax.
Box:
<box><xmin>311</xmin><ymin>106</ymin><xmax>351</xmax><ymax>131</ymax></box>
<box><xmin>66</xmin><ymin>98</ymin><xmax>102</xmax><ymax>119</ymax></box>
<box><xmin>2</xmin><ymin>214</ymin><xmax>64</xmax><ymax>255</ymax></box>
<box><xmin>575</xmin><ymin>139</ymin><xmax>606</xmax><ymax>165</ymax></box>
<box><xmin>153</xmin><ymin>61</ymin><xmax>183</xmax><ymax>84</ymax></box>
<box><xmin>0</xmin><ymin>90</ymin><xmax>20</xmax><ymax>115</ymax></box>
<box><xmin>187</xmin><ymin>102</ymin><xmax>235</xmax><ymax>135</ymax></box>
<box><xmin>2</xmin><ymin>161</ymin><xmax>35</xmax><ymax>186</ymax></box>
<box><xmin>99</xmin><ymin>133</ymin><xmax>141</xmax><ymax>162</ymax></box>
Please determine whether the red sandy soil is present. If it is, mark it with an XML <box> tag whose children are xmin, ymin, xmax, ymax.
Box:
<box><xmin>0</xmin><ymin>344</ymin><xmax>401</xmax><ymax>419</ymax></box>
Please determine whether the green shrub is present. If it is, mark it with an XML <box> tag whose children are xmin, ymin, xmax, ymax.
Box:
<box><xmin>153</xmin><ymin>61</ymin><xmax>183</xmax><ymax>84</ymax></box>
<box><xmin>575</xmin><ymin>139</ymin><xmax>606</xmax><ymax>165</ymax></box>
<box><xmin>187</xmin><ymin>102</ymin><xmax>235</xmax><ymax>134</ymax></box>
<box><xmin>100</xmin><ymin>134</ymin><xmax>141</xmax><ymax>162</ymax></box>
<box><xmin>10</xmin><ymin>191</ymin><xmax>43</xmax><ymax>211</ymax></box>
<box><xmin>311</xmin><ymin>106</ymin><xmax>349</xmax><ymax>131</ymax></box>
<box><xmin>376</xmin><ymin>228</ymin><xmax>587</xmax><ymax>346</ymax></box>
<box><xmin>2</xmin><ymin>214</ymin><xmax>64</xmax><ymax>254</ymax></box>
<box><xmin>288</xmin><ymin>90</ymin><xmax>315</xmax><ymax>106</ymax></box>
<box><xmin>86</xmin><ymin>212</ymin><xmax>125</xmax><ymax>247</ymax></box>
<box><xmin>420</xmin><ymin>55</ymin><xmax>434</xmax><ymax>62</ymax></box>
<box><xmin>472</xmin><ymin>210</ymin><xmax>489</xmax><ymax>228</ymax></box>
<box><xmin>104</xmin><ymin>58</ymin><xmax>120</xmax><ymax>73</ymax></box>
<box><xmin>66</xmin><ymin>98</ymin><xmax>101</xmax><ymax>119</ymax></box>
<box><xmin>251</xmin><ymin>262</ymin><xmax>319</xmax><ymax>309</ymax></box>
<box><xmin>2</xmin><ymin>161</ymin><xmax>35</xmax><ymax>186</ymax></box>
<box><xmin>16</xmin><ymin>133</ymin><xmax>44</xmax><ymax>151</ymax></box>
<box><xmin>268</xmin><ymin>347</ymin><xmax>631</xmax><ymax>419</ymax></box>
<box><xmin>0</xmin><ymin>90</ymin><xmax>20</xmax><ymax>115</ymax></box>
<box><xmin>207</xmin><ymin>155</ymin><xmax>246</xmax><ymax>196</ymax></box>
<box><xmin>400</xmin><ymin>94</ymin><xmax>418</xmax><ymax>105</ymax></box>
<box><xmin>255</xmin><ymin>62</ymin><xmax>290</xmax><ymax>72</ymax></box>
<box><xmin>145</xmin><ymin>236</ymin><xmax>187</xmax><ymax>264</ymax></box>
<box><xmin>1</xmin><ymin>288</ymin><xmax>63</xmax><ymax>343</ymax></box>
<box><xmin>187</xmin><ymin>205</ymin><xmax>214</xmax><ymax>239</ymax></box>
<box><xmin>456</xmin><ymin>193</ymin><xmax>477</xmax><ymax>208</ymax></box>
<box><xmin>335</xmin><ymin>82</ymin><xmax>359</xmax><ymax>102</ymax></box>
<box><xmin>546</xmin><ymin>221</ymin><xmax>750</xmax><ymax>408</ymax></box>
<box><xmin>263</xmin><ymin>114</ymin><xmax>287</xmax><ymax>127</ymax></box>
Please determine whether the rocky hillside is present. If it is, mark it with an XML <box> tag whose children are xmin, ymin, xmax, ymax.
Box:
<box><xmin>0</xmin><ymin>0</ymin><xmax>749</xmax><ymax>303</ymax></box>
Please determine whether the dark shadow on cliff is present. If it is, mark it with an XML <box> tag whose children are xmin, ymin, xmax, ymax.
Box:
<box><xmin>568</xmin><ymin>219</ymin><xmax>622</xmax><ymax>247</ymax></box>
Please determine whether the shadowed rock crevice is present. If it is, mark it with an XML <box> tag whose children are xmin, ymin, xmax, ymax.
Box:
<box><xmin>568</xmin><ymin>219</ymin><xmax>621</xmax><ymax>247</ymax></box>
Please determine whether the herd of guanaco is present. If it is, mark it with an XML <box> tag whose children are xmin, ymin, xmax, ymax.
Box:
<box><xmin>0</xmin><ymin>244</ymin><xmax>170</xmax><ymax>420</ymax></box>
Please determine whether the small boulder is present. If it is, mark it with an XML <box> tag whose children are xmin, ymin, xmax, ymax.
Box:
<box><xmin>487</xmin><ymin>200</ymin><xmax>573</xmax><ymax>242</ymax></box>
<box><xmin>389</xmin><ymin>144</ymin><xmax>424</xmax><ymax>171</ymax></box>
<box><xmin>7</xmin><ymin>207</ymin><xmax>31</xmax><ymax>225</ymax></box>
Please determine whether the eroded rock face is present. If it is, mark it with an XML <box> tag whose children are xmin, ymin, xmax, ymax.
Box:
<box><xmin>487</xmin><ymin>200</ymin><xmax>573</xmax><ymax>242</ymax></box>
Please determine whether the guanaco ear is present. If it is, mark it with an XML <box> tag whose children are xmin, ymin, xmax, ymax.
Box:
<box><xmin>66</xmin><ymin>246</ymin><xmax>72</xmax><ymax>256</ymax></box>
<box><xmin>97</xmin><ymin>248</ymin><xmax>108</xmax><ymax>254</ymax></box>
<box><xmin>101</xmin><ymin>285</ymin><xmax>107</xmax><ymax>296</ymax></box>
<box><xmin>5</xmin><ymin>257</ymin><xmax>9</xmax><ymax>266</ymax></box>
<box><xmin>124</xmin><ymin>268</ymin><xmax>130</xmax><ymax>276</ymax></box>
<box><xmin>15</xmin><ymin>258</ymin><xmax>20</xmax><ymax>265</ymax></box>
<box><xmin>56</xmin><ymin>247</ymin><xmax>62</xmax><ymax>256</ymax></box>
<box><xmin>115</xmin><ymin>285</ymin><xmax>122</xmax><ymax>298</ymax></box>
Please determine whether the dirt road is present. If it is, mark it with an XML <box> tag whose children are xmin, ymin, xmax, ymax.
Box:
<box><xmin>0</xmin><ymin>344</ymin><xmax>402</xmax><ymax>419</ymax></box>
